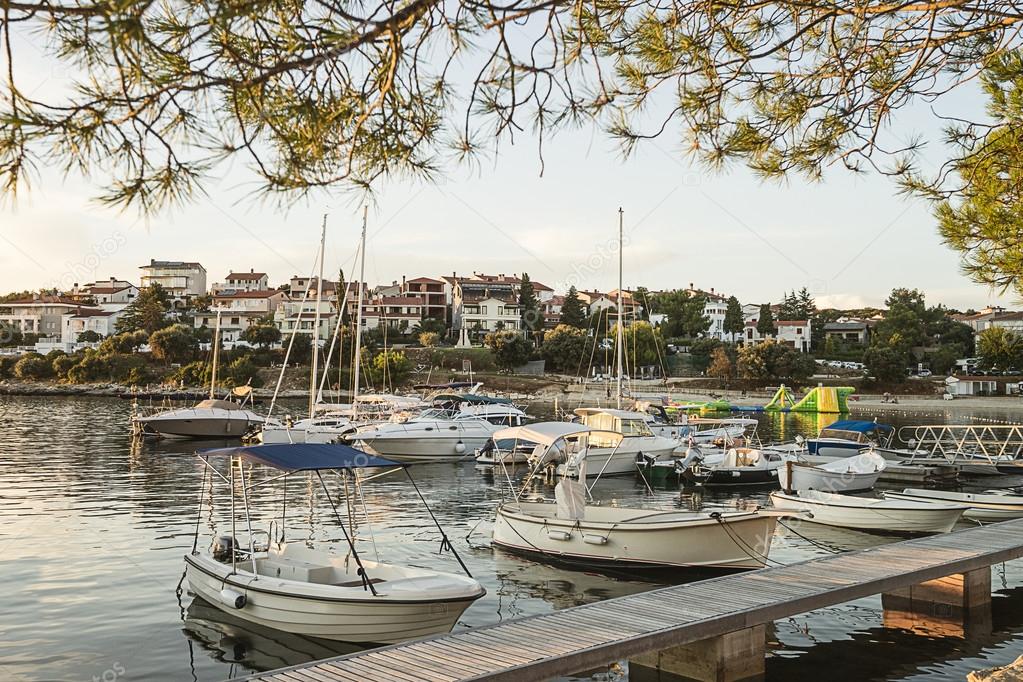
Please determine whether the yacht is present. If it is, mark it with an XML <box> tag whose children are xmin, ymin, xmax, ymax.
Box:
<box><xmin>564</xmin><ymin>408</ymin><xmax>678</xmax><ymax>476</ymax></box>
<box><xmin>350</xmin><ymin>399</ymin><xmax>529</xmax><ymax>462</ymax></box>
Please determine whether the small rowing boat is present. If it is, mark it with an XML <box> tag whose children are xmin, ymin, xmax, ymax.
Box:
<box><xmin>883</xmin><ymin>488</ymin><xmax>1023</xmax><ymax>522</ymax></box>
<box><xmin>770</xmin><ymin>489</ymin><xmax>966</xmax><ymax>534</ymax></box>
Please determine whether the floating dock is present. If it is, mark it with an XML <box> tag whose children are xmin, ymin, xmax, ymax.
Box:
<box><xmin>241</xmin><ymin>518</ymin><xmax>1023</xmax><ymax>682</ymax></box>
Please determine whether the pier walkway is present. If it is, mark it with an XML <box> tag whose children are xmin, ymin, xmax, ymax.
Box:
<box><xmin>242</xmin><ymin>518</ymin><xmax>1023</xmax><ymax>682</ymax></box>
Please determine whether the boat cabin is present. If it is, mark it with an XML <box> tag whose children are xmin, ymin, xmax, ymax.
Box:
<box><xmin>817</xmin><ymin>420</ymin><xmax>894</xmax><ymax>445</ymax></box>
<box><xmin>573</xmin><ymin>408</ymin><xmax>655</xmax><ymax>438</ymax></box>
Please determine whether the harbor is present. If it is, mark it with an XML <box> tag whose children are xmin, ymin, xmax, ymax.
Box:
<box><xmin>8</xmin><ymin>394</ymin><xmax>1023</xmax><ymax>681</ymax></box>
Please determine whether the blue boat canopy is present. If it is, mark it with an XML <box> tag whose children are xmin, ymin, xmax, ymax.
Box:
<box><xmin>824</xmin><ymin>420</ymin><xmax>893</xmax><ymax>433</ymax></box>
<box><xmin>198</xmin><ymin>443</ymin><xmax>403</xmax><ymax>471</ymax></box>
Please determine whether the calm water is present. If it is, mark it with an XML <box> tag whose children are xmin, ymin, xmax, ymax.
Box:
<box><xmin>4</xmin><ymin>395</ymin><xmax>1023</xmax><ymax>681</ymax></box>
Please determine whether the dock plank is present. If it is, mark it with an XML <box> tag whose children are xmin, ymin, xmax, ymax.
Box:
<box><xmin>243</xmin><ymin>518</ymin><xmax>1023</xmax><ymax>682</ymax></box>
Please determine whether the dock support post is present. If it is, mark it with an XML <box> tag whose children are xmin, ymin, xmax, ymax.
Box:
<box><xmin>629</xmin><ymin>625</ymin><xmax>765</xmax><ymax>682</ymax></box>
<box><xmin>882</xmin><ymin>568</ymin><xmax>992</xmax><ymax>638</ymax></box>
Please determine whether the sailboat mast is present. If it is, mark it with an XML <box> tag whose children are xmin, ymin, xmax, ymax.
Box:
<box><xmin>210</xmin><ymin>308</ymin><xmax>222</xmax><ymax>400</ymax></box>
<box><xmin>309</xmin><ymin>216</ymin><xmax>326</xmax><ymax>419</ymax></box>
<box><xmin>351</xmin><ymin>206</ymin><xmax>368</xmax><ymax>419</ymax></box>
<box><xmin>616</xmin><ymin>207</ymin><xmax>624</xmax><ymax>410</ymax></box>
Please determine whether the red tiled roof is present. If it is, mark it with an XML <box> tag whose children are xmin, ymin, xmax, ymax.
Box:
<box><xmin>406</xmin><ymin>277</ymin><xmax>445</xmax><ymax>284</ymax></box>
<box><xmin>67</xmin><ymin>308</ymin><xmax>112</xmax><ymax>318</ymax></box>
<box><xmin>775</xmin><ymin>320</ymin><xmax>809</xmax><ymax>326</ymax></box>
<box><xmin>370</xmin><ymin>296</ymin><xmax>426</xmax><ymax>305</ymax></box>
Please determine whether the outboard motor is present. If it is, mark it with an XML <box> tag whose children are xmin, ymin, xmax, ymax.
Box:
<box><xmin>212</xmin><ymin>535</ymin><xmax>237</xmax><ymax>563</ymax></box>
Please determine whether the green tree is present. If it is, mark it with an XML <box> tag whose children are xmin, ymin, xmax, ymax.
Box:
<box><xmin>558</xmin><ymin>286</ymin><xmax>587</xmax><ymax>328</ymax></box>
<box><xmin>77</xmin><ymin>330</ymin><xmax>102</xmax><ymax>343</ymax></box>
<box><xmin>756</xmin><ymin>304</ymin><xmax>775</xmax><ymax>338</ymax></box>
<box><xmin>100</xmin><ymin>330</ymin><xmax>149</xmax><ymax>354</ymax></box>
<box><xmin>707</xmin><ymin>346</ymin><xmax>734</xmax><ymax>379</ymax></box>
<box><xmin>615</xmin><ymin>321</ymin><xmax>666</xmax><ymax>368</ymax></box>
<box><xmin>223</xmin><ymin>356</ymin><xmax>264</xmax><ymax>388</ymax></box>
<box><xmin>863</xmin><ymin>347</ymin><xmax>909</xmax><ymax>383</ymax></box>
<box><xmin>723</xmin><ymin>296</ymin><xmax>744</xmax><ymax>341</ymax></box>
<box><xmin>651</xmin><ymin>290</ymin><xmax>710</xmax><ymax>338</ymax></box>
<box><xmin>485</xmin><ymin>331</ymin><xmax>532</xmax><ymax>371</ymax></box>
<box><xmin>52</xmin><ymin>354</ymin><xmax>78</xmax><ymax>379</ymax></box>
<box><xmin>148</xmin><ymin>325</ymin><xmax>198</xmax><ymax>363</ymax></box>
<box><xmin>413</xmin><ymin>317</ymin><xmax>446</xmax><ymax>337</ymax></box>
<box><xmin>689</xmin><ymin>338</ymin><xmax>724</xmax><ymax>374</ymax></box>
<box><xmin>977</xmin><ymin>327</ymin><xmax>1023</xmax><ymax>369</ymax></box>
<box><xmin>242</xmin><ymin>324</ymin><xmax>282</xmax><ymax>348</ymax></box>
<box><xmin>518</xmin><ymin>273</ymin><xmax>542</xmax><ymax>337</ymax></box>
<box><xmin>418</xmin><ymin>331</ymin><xmax>440</xmax><ymax>347</ymax></box>
<box><xmin>368</xmin><ymin>350</ymin><xmax>413</xmax><ymax>387</ymax></box>
<box><xmin>540</xmin><ymin>324</ymin><xmax>590</xmax><ymax>374</ymax></box>
<box><xmin>14</xmin><ymin>353</ymin><xmax>52</xmax><ymax>380</ymax></box>
<box><xmin>737</xmin><ymin>340</ymin><xmax>815</xmax><ymax>381</ymax></box>
<box><xmin>873</xmin><ymin>288</ymin><xmax>928</xmax><ymax>352</ymax></box>
<box><xmin>632</xmin><ymin>287</ymin><xmax>651</xmax><ymax>322</ymax></box>
<box><xmin>115</xmin><ymin>284</ymin><xmax>170</xmax><ymax>335</ymax></box>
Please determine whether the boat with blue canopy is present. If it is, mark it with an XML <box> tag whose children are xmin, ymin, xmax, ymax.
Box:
<box><xmin>182</xmin><ymin>443</ymin><xmax>485</xmax><ymax>644</ymax></box>
<box><xmin>805</xmin><ymin>420</ymin><xmax>895</xmax><ymax>458</ymax></box>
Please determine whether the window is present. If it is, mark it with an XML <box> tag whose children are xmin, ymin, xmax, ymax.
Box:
<box><xmin>796</xmin><ymin>328</ymin><xmax>803</xmax><ymax>334</ymax></box>
<box><xmin>481</xmin><ymin>305</ymin><xmax>488</xmax><ymax>314</ymax></box>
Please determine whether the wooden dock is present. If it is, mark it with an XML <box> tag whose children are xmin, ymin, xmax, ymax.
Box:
<box><xmin>239</xmin><ymin>519</ymin><xmax>1023</xmax><ymax>682</ymax></box>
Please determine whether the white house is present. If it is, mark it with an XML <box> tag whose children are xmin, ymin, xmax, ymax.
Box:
<box><xmin>60</xmin><ymin>308</ymin><xmax>121</xmax><ymax>347</ymax></box>
<box><xmin>212</xmin><ymin>270</ymin><xmax>270</xmax><ymax>293</ymax></box>
<box><xmin>273</xmin><ymin>298</ymin><xmax>337</xmax><ymax>340</ymax></box>
<box><xmin>774</xmin><ymin>319</ymin><xmax>812</xmax><ymax>352</ymax></box>
<box><xmin>945</xmin><ymin>375</ymin><xmax>999</xmax><ymax>396</ymax></box>
<box><xmin>195</xmin><ymin>290</ymin><xmax>286</xmax><ymax>343</ymax></box>
<box><xmin>139</xmin><ymin>259</ymin><xmax>207</xmax><ymax>305</ymax></box>
<box><xmin>684</xmin><ymin>285</ymin><xmax>730</xmax><ymax>340</ymax></box>
<box><xmin>361</xmin><ymin>296</ymin><xmax>426</xmax><ymax>332</ymax></box>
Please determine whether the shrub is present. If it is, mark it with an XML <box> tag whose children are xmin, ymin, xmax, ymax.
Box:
<box><xmin>172</xmin><ymin>360</ymin><xmax>211</xmax><ymax>387</ymax></box>
<box><xmin>223</xmin><ymin>356</ymin><xmax>263</xmax><ymax>388</ymax></box>
<box><xmin>52</xmin><ymin>355</ymin><xmax>78</xmax><ymax>379</ymax></box>
<box><xmin>149</xmin><ymin>325</ymin><xmax>198</xmax><ymax>363</ymax></box>
<box><xmin>418</xmin><ymin>331</ymin><xmax>440</xmax><ymax>347</ymax></box>
<box><xmin>484</xmin><ymin>331</ymin><xmax>532</xmax><ymax>371</ymax></box>
<box><xmin>0</xmin><ymin>355</ymin><xmax>19</xmax><ymax>378</ymax></box>
<box><xmin>14</xmin><ymin>354</ymin><xmax>53</xmax><ymax>380</ymax></box>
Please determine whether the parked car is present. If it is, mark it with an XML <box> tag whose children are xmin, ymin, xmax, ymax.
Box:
<box><xmin>917</xmin><ymin>369</ymin><xmax>932</xmax><ymax>378</ymax></box>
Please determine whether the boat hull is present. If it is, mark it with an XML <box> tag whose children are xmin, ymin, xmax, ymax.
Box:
<box><xmin>492</xmin><ymin>505</ymin><xmax>778</xmax><ymax>569</ymax></box>
<box><xmin>135</xmin><ymin>411</ymin><xmax>263</xmax><ymax>438</ymax></box>
<box><xmin>184</xmin><ymin>554</ymin><xmax>482</xmax><ymax>644</ymax></box>
<box><xmin>557</xmin><ymin>438</ymin><xmax>678</xmax><ymax>478</ymax></box>
<box><xmin>355</xmin><ymin>434</ymin><xmax>489</xmax><ymax>462</ymax></box>
<box><xmin>685</xmin><ymin>467</ymin><xmax>780</xmax><ymax>488</ymax></box>
<box><xmin>770</xmin><ymin>492</ymin><xmax>964</xmax><ymax>534</ymax></box>
<box><xmin>778</xmin><ymin>464</ymin><xmax>882</xmax><ymax>493</ymax></box>
<box><xmin>884</xmin><ymin>490</ymin><xmax>1023</xmax><ymax>522</ymax></box>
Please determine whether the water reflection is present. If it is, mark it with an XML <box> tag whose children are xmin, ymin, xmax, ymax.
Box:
<box><xmin>3</xmin><ymin>395</ymin><xmax>1023</xmax><ymax>681</ymax></box>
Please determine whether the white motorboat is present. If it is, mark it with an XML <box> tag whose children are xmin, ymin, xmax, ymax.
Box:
<box><xmin>770</xmin><ymin>490</ymin><xmax>966</xmax><ymax>534</ymax></box>
<box><xmin>681</xmin><ymin>447</ymin><xmax>793</xmax><ymax>488</ymax></box>
<box><xmin>493</xmin><ymin>496</ymin><xmax>780</xmax><ymax>570</ymax></box>
<box><xmin>496</xmin><ymin>422</ymin><xmax>644</xmax><ymax>479</ymax></box>
<box><xmin>132</xmin><ymin>312</ymin><xmax>264</xmax><ymax>439</ymax></box>
<box><xmin>134</xmin><ymin>397</ymin><xmax>265</xmax><ymax>439</ymax></box>
<box><xmin>351</xmin><ymin>402</ymin><xmax>528</xmax><ymax>462</ymax></box>
<box><xmin>571</xmin><ymin>408</ymin><xmax>678</xmax><ymax>474</ymax></box>
<box><xmin>804</xmin><ymin>420</ymin><xmax>897</xmax><ymax>458</ymax></box>
<box><xmin>883</xmin><ymin>488</ymin><xmax>1023</xmax><ymax>522</ymax></box>
<box><xmin>260</xmin><ymin>412</ymin><xmax>357</xmax><ymax>444</ymax></box>
<box><xmin>475</xmin><ymin>436</ymin><xmax>539</xmax><ymax>466</ymax></box>
<box><xmin>634</xmin><ymin>402</ymin><xmax>757</xmax><ymax>445</ymax></box>
<box><xmin>778</xmin><ymin>451</ymin><xmax>887</xmax><ymax>493</ymax></box>
<box><xmin>184</xmin><ymin>443</ymin><xmax>485</xmax><ymax>644</ymax></box>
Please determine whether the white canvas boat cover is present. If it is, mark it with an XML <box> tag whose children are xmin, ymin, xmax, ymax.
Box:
<box><xmin>555</xmin><ymin>478</ymin><xmax>586</xmax><ymax>520</ymax></box>
<box><xmin>492</xmin><ymin>422</ymin><xmax>594</xmax><ymax>446</ymax></box>
<box><xmin>818</xmin><ymin>450</ymin><xmax>887</xmax><ymax>474</ymax></box>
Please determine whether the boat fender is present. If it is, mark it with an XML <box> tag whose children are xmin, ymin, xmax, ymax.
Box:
<box><xmin>709</xmin><ymin>511</ymin><xmax>722</xmax><ymax>520</ymax></box>
<box><xmin>219</xmin><ymin>588</ymin><xmax>247</xmax><ymax>609</ymax></box>
<box><xmin>455</xmin><ymin>441</ymin><xmax>466</xmax><ymax>454</ymax></box>
<box><xmin>583</xmin><ymin>534</ymin><xmax>608</xmax><ymax>545</ymax></box>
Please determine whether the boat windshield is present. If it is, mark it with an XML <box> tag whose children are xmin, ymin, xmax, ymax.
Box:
<box><xmin>619</xmin><ymin>418</ymin><xmax>654</xmax><ymax>437</ymax></box>
<box><xmin>819</xmin><ymin>429</ymin><xmax>870</xmax><ymax>442</ymax></box>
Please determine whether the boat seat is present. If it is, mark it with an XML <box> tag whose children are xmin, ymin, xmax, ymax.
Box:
<box><xmin>257</xmin><ymin>557</ymin><xmax>335</xmax><ymax>584</ymax></box>
<box><xmin>334</xmin><ymin>577</ymin><xmax>388</xmax><ymax>588</ymax></box>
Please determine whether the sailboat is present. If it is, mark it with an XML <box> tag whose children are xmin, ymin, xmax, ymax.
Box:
<box><xmin>132</xmin><ymin>311</ymin><xmax>265</xmax><ymax>439</ymax></box>
<box><xmin>261</xmin><ymin>213</ymin><xmax>367</xmax><ymax>444</ymax></box>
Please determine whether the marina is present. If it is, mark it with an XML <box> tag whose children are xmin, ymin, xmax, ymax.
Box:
<box><xmin>8</xmin><ymin>395</ymin><xmax>1023</xmax><ymax>681</ymax></box>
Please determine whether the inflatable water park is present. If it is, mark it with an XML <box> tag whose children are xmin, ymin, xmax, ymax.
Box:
<box><xmin>668</xmin><ymin>384</ymin><xmax>855</xmax><ymax>415</ymax></box>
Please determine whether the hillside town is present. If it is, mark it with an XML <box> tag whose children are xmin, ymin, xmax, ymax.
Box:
<box><xmin>0</xmin><ymin>258</ymin><xmax>1017</xmax><ymax>396</ymax></box>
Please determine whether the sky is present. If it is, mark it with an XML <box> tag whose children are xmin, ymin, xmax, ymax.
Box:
<box><xmin>0</xmin><ymin>26</ymin><xmax>1015</xmax><ymax>312</ymax></box>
